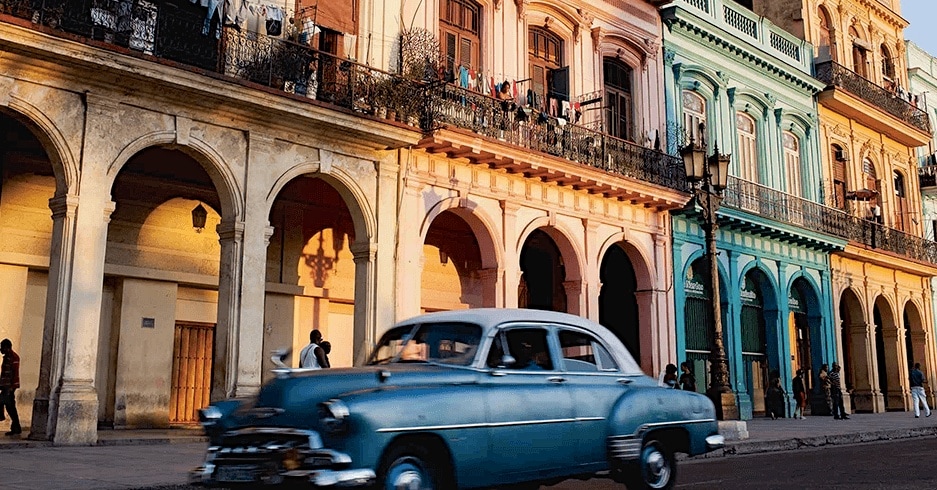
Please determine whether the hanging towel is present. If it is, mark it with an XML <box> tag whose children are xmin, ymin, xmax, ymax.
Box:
<box><xmin>265</xmin><ymin>5</ymin><xmax>283</xmax><ymax>36</ymax></box>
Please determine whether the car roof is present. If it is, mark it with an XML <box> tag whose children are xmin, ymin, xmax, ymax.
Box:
<box><xmin>393</xmin><ymin>308</ymin><xmax>644</xmax><ymax>375</ymax></box>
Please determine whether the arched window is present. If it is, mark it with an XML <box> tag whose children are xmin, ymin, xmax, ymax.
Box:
<box><xmin>604</xmin><ymin>57</ymin><xmax>633</xmax><ymax>141</ymax></box>
<box><xmin>736</xmin><ymin>112</ymin><xmax>759</xmax><ymax>183</ymax></box>
<box><xmin>831</xmin><ymin>144</ymin><xmax>847</xmax><ymax>209</ymax></box>
<box><xmin>528</xmin><ymin>26</ymin><xmax>564</xmax><ymax>112</ymax></box>
<box><xmin>863</xmin><ymin>157</ymin><xmax>881</xmax><ymax>220</ymax></box>
<box><xmin>894</xmin><ymin>171</ymin><xmax>908</xmax><ymax>231</ymax></box>
<box><xmin>440</xmin><ymin>0</ymin><xmax>481</xmax><ymax>76</ymax></box>
<box><xmin>783</xmin><ymin>132</ymin><xmax>802</xmax><ymax>196</ymax></box>
<box><xmin>881</xmin><ymin>44</ymin><xmax>895</xmax><ymax>85</ymax></box>
<box><xmin>682</xmin><ymin>90</ymin><xmax>706</xmax><ymax>146</ymax></box>
<box><xmin>850</xmin><ymin>26</ymin><xmax>868</xmax><ymax>77</ymax></box>
<box><xmin>818</xmin><ymin>7</ymin><xmax>834</xmax><ymax>61</ymax></box>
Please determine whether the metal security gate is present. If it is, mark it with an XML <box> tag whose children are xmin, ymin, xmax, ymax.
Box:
<box><xmin>169</xmin><ymin>321</ymin><xmax>214</xmax><ymax>424</ymax></box>
<box><xmin>741</xmin><ymin>276</ymin><xmax>767</xmax><ymax>415</ymax></box>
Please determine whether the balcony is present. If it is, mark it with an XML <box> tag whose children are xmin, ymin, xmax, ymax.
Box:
<box><xmin>921</xmin><ymin>154</ymin><xmax>937</xmax><ymax>189</ymax></box>
<box><xmin>419</xmin><ymin>83</ymin><xmax>687</xmax><ymax>195</ymax></box>
<box><xmin>1</xmin><ymin>0</ymin><xmax>423</xmax><ymax>133</ymax></box>
<box><xmin>814</xmin><ymin>61</ymin><xmax>931</xmax><ymax>146</ymax></box>
<box><xmin>723</xmin><ymin>176</ymin><xmax>937</xmax><ymax>266</ymax></box>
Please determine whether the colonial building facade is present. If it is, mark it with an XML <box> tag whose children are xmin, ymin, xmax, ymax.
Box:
<box><xmin>0</xmin><ymin>0</ymin><xmax>686</xmax><ymax>444</ymax></box>
<box><xmin>661</xmin><ymin>0</ymin><xmax>837</xmax><ymax>420</ymax></box>
<box><xmin>762</xmin><ymin>0</ymin><xmax>937</xmax><ymax>413</ymax></box>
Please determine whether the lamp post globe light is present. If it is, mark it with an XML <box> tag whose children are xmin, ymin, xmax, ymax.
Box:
<box><xmin>680</xmin><ymin>141</ymin><xmax>739</xmax><ymax>421</ymax></box>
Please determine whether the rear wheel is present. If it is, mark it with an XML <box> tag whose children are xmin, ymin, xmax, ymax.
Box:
<box><xmin>622</xmin><ymin>438</ymin><xmax>676</xmax><ymax>490</ymax></box>
<box><xmin>378</xmin><ymin>441</ymin><xmax>450</xmax><ymax>490</ymax></box>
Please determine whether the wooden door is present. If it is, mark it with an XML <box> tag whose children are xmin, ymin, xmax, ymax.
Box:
<box><xmin>169</xmin><ymin>321</ymin><xmax>215</xmax><ymax>424</ymax></box>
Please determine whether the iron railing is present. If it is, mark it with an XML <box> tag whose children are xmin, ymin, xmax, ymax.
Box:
<box><xmin>723</xmin><ymin>176</ymin><xmax>937</xmax><ymax>264</ymax></box>
<box><xmin>1</xmin><ymin>0</ymin><xmax>422</xmax><ymax>118</ymax></box>
<box><xmin>814</xmin><ymin>61</ymin><xmax>931</xmax><ymax>134</ymax></box>
<box><xmin>422</xmin><ymin>83</ymin><xmax>687</xmax><ymax>191</ymax></box>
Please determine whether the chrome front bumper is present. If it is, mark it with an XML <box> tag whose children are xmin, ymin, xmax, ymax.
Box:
<box><xmin>189</xmin><ymin>463</ymin><xmax>376</xmax><ymax>487</ymax></box>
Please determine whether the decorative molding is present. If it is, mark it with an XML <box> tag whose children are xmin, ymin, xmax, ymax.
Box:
<box><xmin>644</xmin><ymin>38</ymin><xmax>659</xmax><ymax>60</ymax></box>
<box><xmin>663</xmin><ymin>47</ymin><xmax>676</xmax><ymax>66</ymax></box>
<box><xmin>591</xmin><ymin>27</ymin><xmax>604</xmax><ymax>53</ymax></box>
<box><xmin>775</xmin><ymin>108</ymin><xmax>784</xmax><ymax>125</ymax></box>
<box><xmin>765</xmin><ymin>92</ymin><xmax>777</xmax><ymax>108</ymax></box>
<box><xmin>515</xmin><ymin>0</ymin><xmax>528</xmax><ymax>19</ymax></box>
<box><xmin>493</xmin><ymin>0</ymin><xmax>501</xmax><ymax>11</ymax></box>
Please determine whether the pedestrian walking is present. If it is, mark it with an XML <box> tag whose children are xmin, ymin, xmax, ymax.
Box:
<box><xmin>910</xmin><ymin>362</ymin><xmax>931</xmax><ymax>418</ymax></box>
<box><xmin>0</xmin><ymin>338</ymin><xmax>22</xmax><ymax>436</ymax></box>
<box><xmin>679</xmin><ymin>361</ymin><xmax>697</xmax><ymax>392</ymax></box>
<box><xmin>765</xmin><ymin>376</ymin><xmax>786</xmax><ymax>420</ymax></box>
<box><xmin>663</xmin><ymin>363</ymin><xmax>678</xmax><ymax>389</ymax></box>
<box><xmin>829</xmin><ymin>362</ymin><xmax>849</xmax><ymax>420</ymax></box>
<box><xmin>319</xmin><ymin>340</ymin><xmax>332</xmax><ymax>368</ymax></box>
<box><xmin>299</xmin><ymin>329</ymin><xmax>328</xmax><ymax>369</ymax></box>
<box><xmin>793</xmin><ymin>369</ymin><xmax>807</xmax><ymax>419</ymax></box>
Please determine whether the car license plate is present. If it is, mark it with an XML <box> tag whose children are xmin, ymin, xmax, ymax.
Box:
<box><xmin>215</xmin><ymin>465</ymin><xmax>257</xmax><ymax>482</ymax></box>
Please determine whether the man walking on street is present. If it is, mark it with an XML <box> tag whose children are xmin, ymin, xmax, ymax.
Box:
<box><xmin>830</xmin><ymin>362</ymin><xmax>849</xmax><ymax>420</ymax></box>
<box><xmin>910</xmin><ymin>362</ymin><xmax>931</xmax><ymax>418</ymax></box>
<box><xmin>299</xmin><ymin>330</ymin><xmax>328</xmax><ymax>369</ymax></box>
<box><xmin>0</xmin><ymin>339</ymin><xmax>21</xmax><ymax>436</ymax></box>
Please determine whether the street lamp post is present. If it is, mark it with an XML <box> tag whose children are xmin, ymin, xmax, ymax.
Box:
<box><xmin>681</xmin><ymin>141</ymin><xmax>739</xmax><ymax>421</ymax></box>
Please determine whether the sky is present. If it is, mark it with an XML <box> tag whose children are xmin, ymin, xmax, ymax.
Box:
<box><xmin>903</xmin><ymin>0</ymin><xmax>937</xmax><ymax>55</ymax></box>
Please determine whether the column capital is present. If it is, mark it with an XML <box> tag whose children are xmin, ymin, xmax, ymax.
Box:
<box><xmin>217</xmin><ymin>221</ymin><xmax>246</xmax><ymax>241</ymax></box>
<box><xmin>49</xmin><ymin>195</ymin><xmax>80</xmax><ymax>219</ymax></box>
<box><xmin>264</xmin><ymin>225</ymin><xmax>276</xmax><ymax>246</ymax></box>
<box><xmin>351</xmin><ymin>241</ymin><xmax>377</xmax><ymax>262</ymax></box>
<box><xmin>103</xmin><ymin>201</ymin><xmax>117</xmax><ymax>223</ymax></box>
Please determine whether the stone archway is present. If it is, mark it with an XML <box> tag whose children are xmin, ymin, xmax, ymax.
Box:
<box><xmin>789</xmin><ymin>277</ymin><xmax>825</xmax><ymax>415</ymax></box>
<box><xmin>519</xmin><ymin>229</ymin><xmax>567</xmax><ymax>312</ymax></box>
<box><xmin>421</xmin><ymin>210</ymin><xmax>492</xmax><ymax>312</ymax></box>
<box><xmin>599</xmin><ymin>244</ymin><xmax>639</xmax><ymax>361</ymax></box>
<box><xmin>105</xmin><ymin>147</ymin><xmax>223</xmax><ymax>428</ymax></box>
<box><xmin>266</xmin><ymin>176</ymin><xmax>360</xmax><ymax>370</ymax></box>
<box><xmin>873</xmin><ymin>296</ymin><xmax>902</xmax><ymax>410</ymax></box>
<box><xmin>740</xmin><ymin>267</ymin><xmax>779</xmax><ymax>416</ymax></box>
<box><xmin>839</xmin><ymin>288</ymin><xmax>878</xmax><ymax>412</ymax></box>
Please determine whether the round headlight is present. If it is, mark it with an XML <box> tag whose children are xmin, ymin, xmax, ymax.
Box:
<box><xmin>319</xmin><ymin>399</ymin><xmax>350</xmax><ymax>433</ymax></box>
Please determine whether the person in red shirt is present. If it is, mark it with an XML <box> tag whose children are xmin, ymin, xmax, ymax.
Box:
<box><xmin>0</xmin><ymin>338</ymin><xmax>21</xmax><ymax>436</ymax></box>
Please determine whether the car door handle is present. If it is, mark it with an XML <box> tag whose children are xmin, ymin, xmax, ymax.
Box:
<box><xmin>617</xmin><ymin>378</ymin><xmax>633</xmax><ymax>385</ymax></box>
<box><xmin>489</xmin><ymin>370</ymin><xmax>507</xmax><ymax>377</ymax></box>
<box><xmin>547</xmin><ymin>376</ymin><xmax>566</xmax><ymax>383</ymax></box>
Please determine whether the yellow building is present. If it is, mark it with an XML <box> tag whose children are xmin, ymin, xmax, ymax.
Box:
<box><xmin>763</xmin><ymin>0</ymin><xmax>937</xmax><ymax>412</ymax></box>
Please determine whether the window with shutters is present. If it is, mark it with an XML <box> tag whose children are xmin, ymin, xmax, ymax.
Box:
<box><xmin>440</xmin><ymin>0</ymin><xmax>481</xmax><ymax>76</ymax></box>
<box><xmin>894</xmin><ymin>170</ymin><xmax>908</xmax><ymax>231</ymax></box>
<box><xmin>832</xmin><ymin>144</ymin><xmax>847</xmax><ymax>210</ymax></box>
<box><xmin>818</xmin><ymin>6</ymin><xmax>835</xmax><ymax>62</ymax></box>
<box><xmin>783</xmin><ymin>132</ymin><xmax>802</xmax><ymax>197</ymax></box>
<box><xmin>736</xmin><ymin>112</ymin><xmax>759</xmax><ymax>183</ymax></box>
<box><xmin>850</xmin><ymin>26</ymin><xmax>868</xmax><ymax>78</ymax></box>
<box><xmin>604</xmin><ymin>58</ymin><xmax>633</xmax><ymax>141</ymax></box>
<box><xmin>528</xmin><ymin>27</ymin><xmax>563</xmax><ymax>111</ymax></box>
<box><xmin>863</xmin><ymin>157</ymin><xmax>882</xmax><ymax>220</ymax></box>
<box><xmin>682</xmin><ymin>90</ymin><xmax>706</xmax><ymax>146</ymax></box>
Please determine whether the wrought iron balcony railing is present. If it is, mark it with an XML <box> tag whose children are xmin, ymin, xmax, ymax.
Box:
<box><xmin>422</xmin><ymin>83</ymin><xmax>688</xmax><ymax>191</ymax></box>
<box><xmin>814</xmin><ymin>61</ymin><xmax>931</xmax><ymax>134</ymax></box>
<box><xmin>2</xmin><ymin>0</ymin><xmax>422</xmax><ymax>121</ymax></box>
<box><xmin>723</xmin><ymin>176</ymin><xmax>937</xmax><ymax>264</ymax></box>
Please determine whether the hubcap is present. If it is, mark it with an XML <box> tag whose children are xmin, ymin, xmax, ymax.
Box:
<box><xmin>386</xmin><ymin>458</ymin><xmax>432</xmax><ymax>490</ymax></box>
<box><xmin>643</xmin><ymin>445</ymin><xmax>671</xmax><ymax>489</ymax></box>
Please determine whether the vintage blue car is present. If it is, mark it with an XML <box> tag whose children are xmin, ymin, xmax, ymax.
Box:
<box><xmin>191</xmin><ymin>308</ymin><xmax>724</xmax><ymax>489</ymax></box>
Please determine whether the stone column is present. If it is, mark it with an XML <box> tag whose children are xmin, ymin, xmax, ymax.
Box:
<box><xmin>233</xmin><ymin>216</ymin><xmax>269</xmax><ymax>397</ymax></box>
<box><xmin>501</xmin><ymin>201</ymin><xmax>520</xmax><ymax>308</ymax></box>
<box><xmin>395</xmin><ymin>185</ymin><xmax>422</xmax><ymax>318</ymax></box>
<box><xmin>883</xmin><ymin>324</ymin><xmax>910</xmax><ymax>410</ymax></box>
<box><xmin>563</xmin><ymin>280</ymin><xmax>584</xmax><ymax>316</ymax></box>
<box><xmin>212</xmin><ymin>221</ymin><xmax>245</xmax><ymax>401</ymax></box>
<box><xmin>583</xmin><ymin>219</ymin><xmax>600</xmax><ymax>322</ymax></box>
<box><xmin>849</xmin><ymin>322</ymin><xmax>884</xmax><ymax>413</ymax></box>
<box><xmin>478</xmin><ymin>268</ymin><xmax>502</xmax><ymax>308</ymax></box>
<box><xmin>29</xmin><ymin>195</ymin><xmax>79</xmax><ymax>441</ymax></box>
<box><xmin>351</xmin><ymin>242</ymin><xmax>377</xmax><ymax>366</ymax></box>
<box><xmin>374</xmin><ymin>158</ymin><xmax>399</xmax><ymax>335</ymax></box>
<box><xmin>52</xmin><ymin>198</ymin><xmax>115</xmax><ymax>445</ymax></box>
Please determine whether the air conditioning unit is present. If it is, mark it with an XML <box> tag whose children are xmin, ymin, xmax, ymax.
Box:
<box><xmin>834</xmin><ymin>149</ymin><xmax>848</xmax><ymax>162</ymax></box>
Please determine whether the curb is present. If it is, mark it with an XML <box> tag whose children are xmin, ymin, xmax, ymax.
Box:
<box><xmin>690</xmin><ymin>426</ymin><xmax>937</xmax><ymax>459</ymax></box>
<box><xmin>0</xmin><ymin>435</ymin><xmax>207</xmax><ymax>450</ymax></box>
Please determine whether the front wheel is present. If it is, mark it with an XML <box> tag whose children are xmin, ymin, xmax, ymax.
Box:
<box><xmin>378</xmin><ymin>442</ymin><xmax>449</xmax><ymax>490</ymax></box>
<box><xmin>622</xmin><ymin>438</ymin><xmax>676</xmax><ymax>490</ymax></box>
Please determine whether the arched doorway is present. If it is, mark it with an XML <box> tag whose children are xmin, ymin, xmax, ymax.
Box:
<box><xmin>740</xmin><ymin>269</ymin><xmax>773</xmax><ymax>416</ymax></box>
<box><xmin>0</xmin><ymin>111</ymin><xmax>66</xmax><ymax>435</ymax></box>
<box><xmin>683</xmin><ymin>259</ymin><xmax>713</xmax><ymax>394</ymax></box>
<box><xmin>106</xmin><ymin>147</ymin><xmax>223</xmax><ymax>427</ymax></box>
<box><xmin>519</xmin><ymin>229</ymin><xmax>566</xmax><ymax>312</ymax></box>
<box><xmin>421</xmin><ymin>210</ymin><xmax>486</xmax><ymax>311</ymax></box>
<box><xmin>904</xmin><ymin>302</ymin><xmax>926</xmax><ymax>373</ymax></box>
<box><xmin>266</xmin><ymin>176</ymin><xmax>357</xmax><ymax>369</ymax></box>
<box><xmin>599</xmin><ymin>244</ymin><xmax>639</xmax><ymax>360</ymax></box>
<box><xmin>789</xmin><ymin>277</ymin><xmax>824</xmax><ymax>414</ymax></box>
<box><xmin>873</xmin><ymin>296</ymin><xmax>901</xmax><ymax>410</ymax></box>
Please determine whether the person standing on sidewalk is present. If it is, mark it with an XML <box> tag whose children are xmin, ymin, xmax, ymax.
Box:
<box><xmin>829</xmin><ymin>362</ymin><xmax>849</xmax><ymax>420</ymax></box>
<box><xmin>792</xmin><ymin>369</ymin><xmax>807</xmax><ymax>419</ymax></box>
<box><xmin>818</xmin><ymin>363</ymin><xmax>832</xmax><ymax>415</ymax></box>
<box><xmin>0</xmin><ymin>339</ymin><xmax>21</xmax><ymax>436</ymax></box>
<box><xmin>910</xmin><ymin>363</ymin><xmax>931</xmax><ymax>418</ymax></box>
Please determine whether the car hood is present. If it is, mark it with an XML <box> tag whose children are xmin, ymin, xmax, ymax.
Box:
<box><xmin>228</xmin><ymin>364</ymin><xmax>477</xmax><ymax>429</ymax></box>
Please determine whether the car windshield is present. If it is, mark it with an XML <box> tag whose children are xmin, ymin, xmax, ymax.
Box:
<box><xmin>367</xmin><ymin>322</ymin><xmax>483</xmax><ymax>366</ymax></box>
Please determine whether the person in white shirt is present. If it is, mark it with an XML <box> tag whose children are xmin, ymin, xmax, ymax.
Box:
<box><xmin>299</xmin><ymin>329</ymin><xmax>328</xmax><ymax>369</ymax></box>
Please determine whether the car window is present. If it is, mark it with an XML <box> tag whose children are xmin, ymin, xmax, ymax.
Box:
<box><xmin>558</xmin><ymin>329</ymin><xmax>619</xmax><ymax>372</ymax></box>
<box><xmin>487</xmin><ymin>328</ymin><xmax>553</xmax><ymax>371</ymax></box>
<box><xmin>368</xmin><ymin>322</ymin><xmax>482</xmax><ymax>366</ymax></box>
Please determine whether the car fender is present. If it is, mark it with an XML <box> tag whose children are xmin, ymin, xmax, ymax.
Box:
<box><xmin>605</xmin><ymin>388</ymin><xmax>718</xmax><ymax>460</ymax></box>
